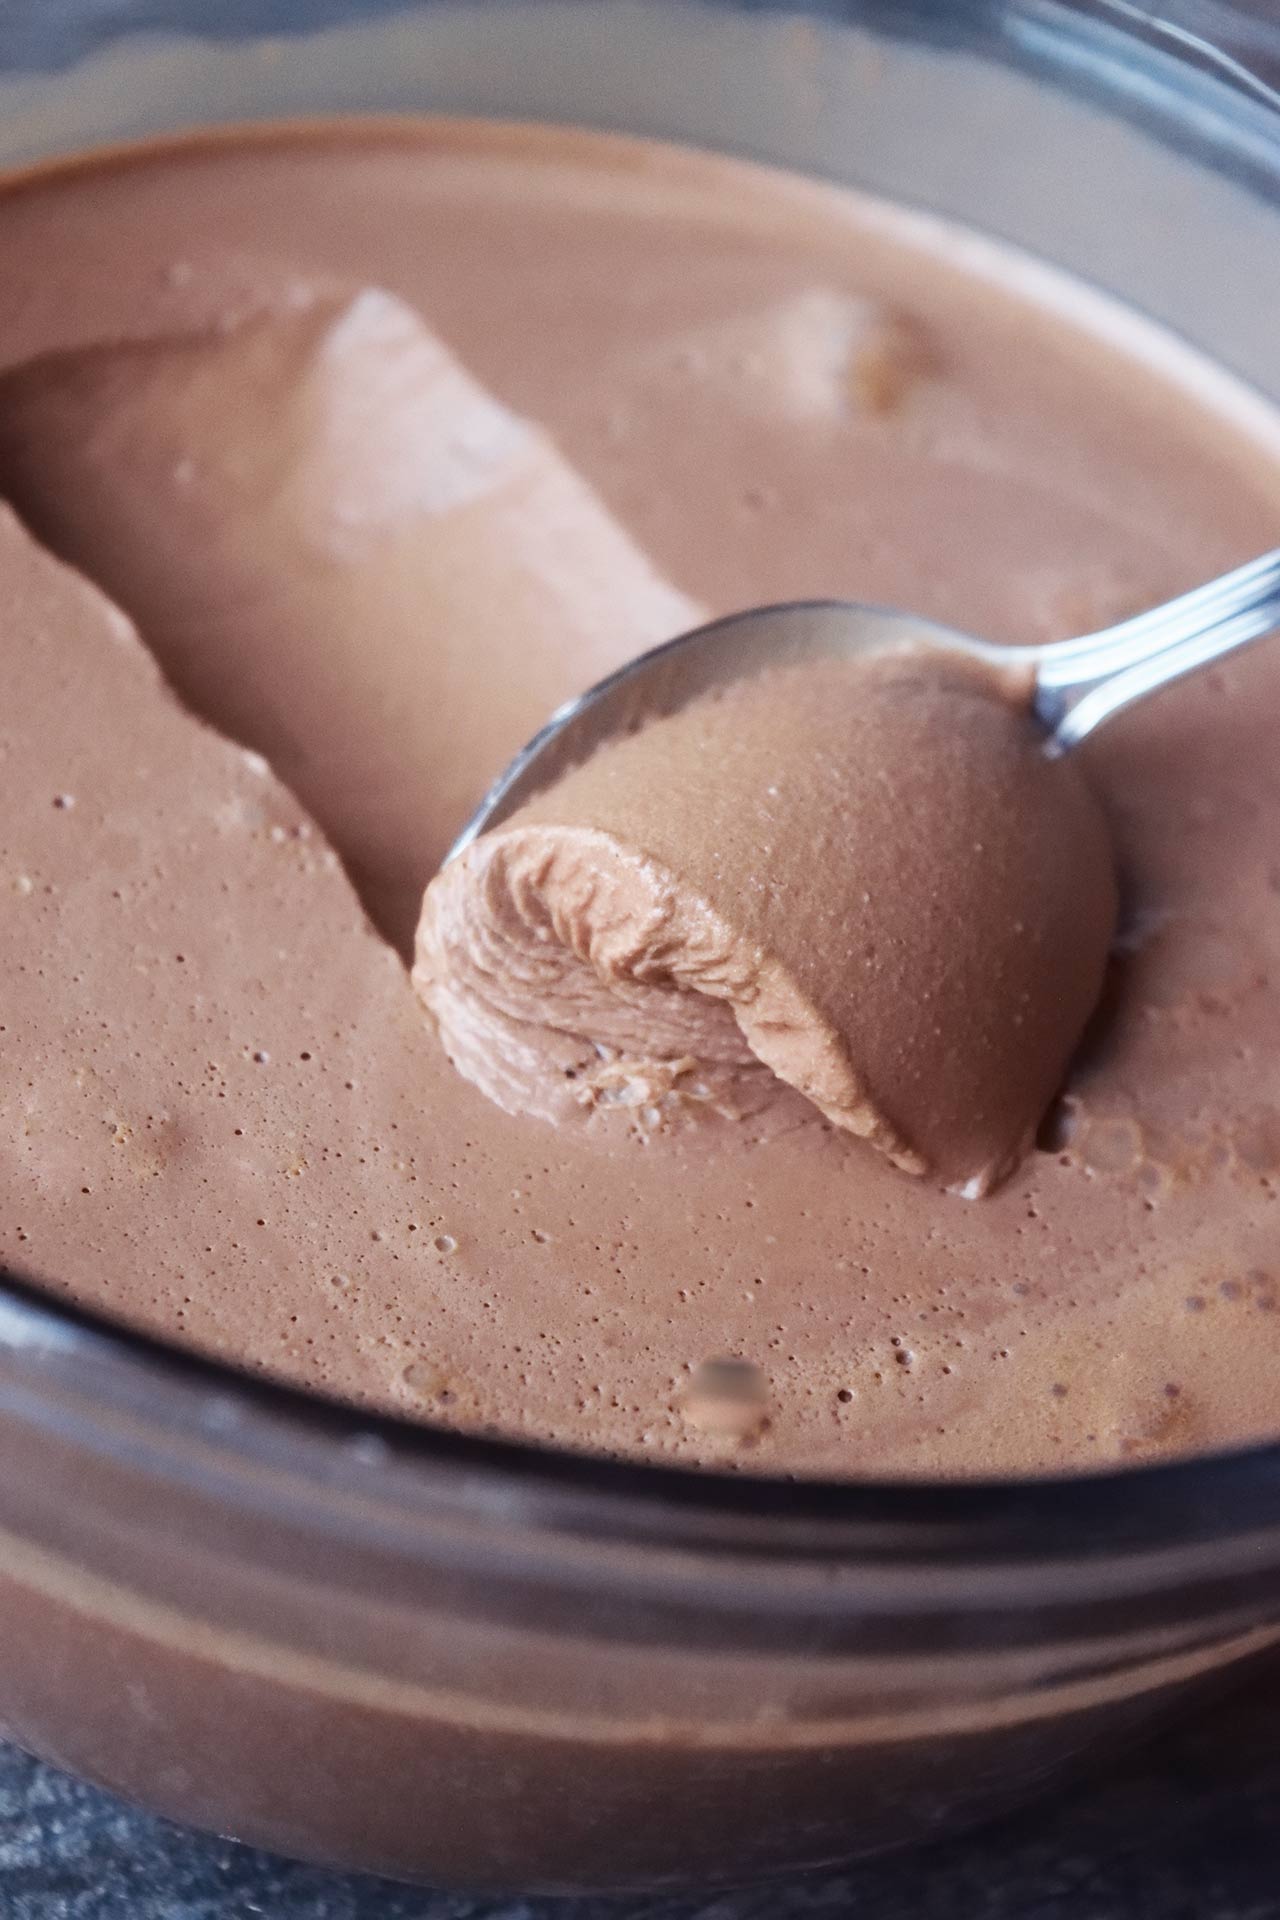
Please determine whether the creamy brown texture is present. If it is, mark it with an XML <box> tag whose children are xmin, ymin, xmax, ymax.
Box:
<box><xmin>416</xmin><ymin>650</ymin><xmax>1117</xmax><ymax>1194</ymax></box>
<box><xmin>0</xmin><ymin>285</ymin><xmax>698</xmax><ymax>954</ymax></box>
<box><xmin>1</xmin><ymin>119</ymin><xmax>1279</xmax><ymax>1476</ymax></box>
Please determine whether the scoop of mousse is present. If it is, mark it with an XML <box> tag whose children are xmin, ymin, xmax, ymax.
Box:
<box><xmin>415</xmin><ymin>647</ymin><xmax>1118</xmax><ymax>1195</ymax></box>
<box><xmin>0</xmin><ymin>287</ymin><xmax>699</xmax><ymax>953</ymax></box>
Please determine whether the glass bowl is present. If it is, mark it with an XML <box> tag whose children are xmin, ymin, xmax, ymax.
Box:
<box><xmin>1</xmin><ymin>0</ymin><xmax>1278</xmax><ymax>1894</ymax></box>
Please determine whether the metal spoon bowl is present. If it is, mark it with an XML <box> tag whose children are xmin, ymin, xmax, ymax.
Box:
<box><xmin>448</xmin><ymin>548</ymin><xmax>1280</xmax><ymax>862</ymax></box>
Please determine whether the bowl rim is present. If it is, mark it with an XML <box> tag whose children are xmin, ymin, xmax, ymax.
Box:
<box><xmin>7</xmin><ymin>1249</ymin><xmax>1280</xmax><ymax>1570</ymax></box>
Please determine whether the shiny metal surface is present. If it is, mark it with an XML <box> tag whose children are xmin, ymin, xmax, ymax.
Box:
<box><xmin>450</xmin><ymin>548</ymin><xmax>1280</xmax><ymax>853</ymax></box>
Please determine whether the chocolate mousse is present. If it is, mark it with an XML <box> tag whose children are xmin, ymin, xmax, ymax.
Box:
<box><xmin>0</xmin><ymin>118</ymin><xmax>1278</xmax><ymax>1477</ymax></box>
<box><xmin>0</xmin><ymin>287</ymin><xmax>698</xmax><ymax>954</ymax></box>
<box><xmin>416</xmin><ymin>649</ymin><xmax>1117</xmax><ymax>1195</ymax></box>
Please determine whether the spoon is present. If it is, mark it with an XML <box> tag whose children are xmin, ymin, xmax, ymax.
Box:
<box><xmin>448</xmin><ymin>548</ymin><xmax>1280</xmax><ymax>860</ymax></box>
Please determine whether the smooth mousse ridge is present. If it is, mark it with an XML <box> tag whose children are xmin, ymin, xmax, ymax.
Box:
<box><xmin>0</xmin><ymin>286</ymin><xmax>699</xmax><ymax>953</ymax></box>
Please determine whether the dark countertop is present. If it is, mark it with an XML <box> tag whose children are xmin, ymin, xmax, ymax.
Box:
<box><xmin>4</xmin><ymin>1666</ymin><xmax>1280</xmax><ymax>1918</ymax></box>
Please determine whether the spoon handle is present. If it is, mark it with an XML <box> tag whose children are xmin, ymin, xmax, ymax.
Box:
<box><xmin>1032</xmin><ymin>548</ymin><xmax>1280</xmax><ymax>753</ymax></box>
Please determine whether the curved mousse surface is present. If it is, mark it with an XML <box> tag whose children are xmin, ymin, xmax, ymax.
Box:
<box><xmin>0</xmin><ymin>287</ymin><xmax>699</xmax><ymax>953</ymax></box>
<box><xmin>416</xmin><ymin>649</ymin><xmax>1118</xmax><ymax>1195</ymax></box>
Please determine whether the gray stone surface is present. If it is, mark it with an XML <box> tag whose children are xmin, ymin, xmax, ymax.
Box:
<box><xmin>3</xmin><ymin>1667</ymin><xmax>1280</xmax><ymax>1918</ymax></box>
